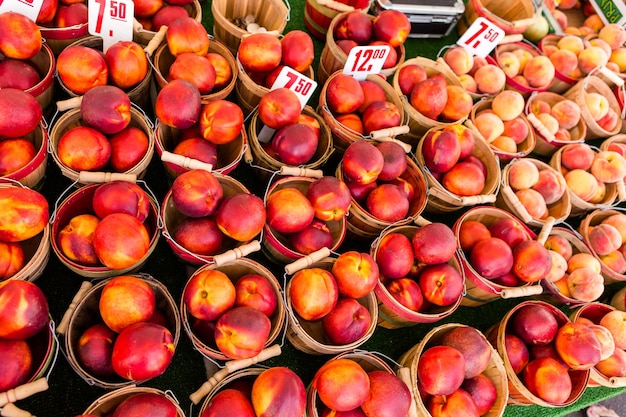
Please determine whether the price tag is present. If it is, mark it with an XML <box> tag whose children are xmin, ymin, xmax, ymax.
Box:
<box><xmin>588</xmin><ymin>0</ymin><xmax>626</xmax><ymax>26</ymax></box>
<box><xmin>456</xmin><ymin>17</ymin><xmax>505</xmax><ymax>59</ymax></box>
<box><xmin>88</xmin><ymin>0</ymin><xmax>134</xmax><ymax>52</ymax></box>
<box><xmin>0</xmin><ymin>0</ymin><xmax>44</xmax><ymax>22</ymax></box>
<box><xmin>343</xmin><ymin>45</ymin><xmax>390</xmax><ymax>81</ymax></box>
<box><xmin>269</xmin><ymin>66</ymin><xmax>317</xmax><ymax>110</ymax></box>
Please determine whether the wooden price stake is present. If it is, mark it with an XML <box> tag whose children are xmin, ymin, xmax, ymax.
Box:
<box><xmin>343</xmin><ymin>44</ymin><xmax>390</xmax><ymax>81</ymax></box>
<box><xmin>0</xmin><ymin>0</ymin><xmax>44</xmax><ymax>22</ymax></box>
<box><xmin>456</xmin><ymin>16</ymin><xmax>505</xmax><ymax>59</ymax></box>
<box><xmin>88</xmin><ymin>0</ymin><xmax>134</xmax><ymax>52</ymax></box>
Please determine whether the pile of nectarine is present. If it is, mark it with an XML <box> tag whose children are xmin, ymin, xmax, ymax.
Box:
<box><xmin>135</xmin><ymin>0</ymin><xmax>199</xmax><ymax>33</ymax></box>
<box><xmin>442</xmin><ymin>45</ymin><xmax>507</xmax><ymax>97</ymax></box>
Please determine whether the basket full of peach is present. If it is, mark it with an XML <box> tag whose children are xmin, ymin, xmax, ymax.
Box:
<box><xmin>579</xmin><ymin>209</ymin><xmax>626</xmax><ymax>284</ymax></box>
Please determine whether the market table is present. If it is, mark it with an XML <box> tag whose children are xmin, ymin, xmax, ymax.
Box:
<box><xmin>12</xmin><ymin>0</ymin><xmax>626</xmax><ymax>416</ymax></box>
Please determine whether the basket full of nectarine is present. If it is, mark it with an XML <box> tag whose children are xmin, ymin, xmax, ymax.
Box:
<box><xmin>398</xmin><ymin>322</ymin><xmax>508</xmax><ymax>417</ymax></box>
<box><xmin>80</xmin><ymin>386</ymin><xmax>185</xmax><ymax>416</ymax></box>
<box><xmin>303</xmin><ymin>0</ymin><xmax>372</xmax><ymax>40</ymax></box>
<box><xmin>579</xmin><ymin>208</ymin><xmax>626</xmax><ymax>284</ymax></box>
<box><xmin>370</xmin><ymin>223</ymin><xmax>465</xmax><ymax>329</ymax></box>
<box><xmin>57</xmin><ymin>274</ymin><xmax>180</xmax><ymax>389</ymax></box>
<box><xmin>180</xmin><ymin>257</ymin><xmax>286</xmax><ymax>362</ymax></box>
<box><xmin>132</xmin><ymin>0</ymin><xmax>202</xmax><ymax>46</ymax></box>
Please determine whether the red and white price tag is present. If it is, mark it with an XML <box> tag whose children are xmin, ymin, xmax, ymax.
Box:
<box><xmin>343</xmin><ymin>44</ymin><xmax>390</xmax><ymax>80</ymax></box>
<box><xmin>456</xmin><ymin>17</ymin><xmax>505</xmax><ymax>59</ymax></box>
<box><xmin>269</xmin><ymin>66</ymin><xmax>317</xmax><ymax>110</ymax></box>
<box><xmin>0</xmin><ymin>0</ymin><xmax>44</xmax><ymax>22</ymax></box>
<box><xmin>88</xmin><ymin>0</ymin><xmax>134</xmax><ymax>52</ymax></box>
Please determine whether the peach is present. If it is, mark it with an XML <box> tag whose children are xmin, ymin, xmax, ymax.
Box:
<box><xmin>585</xmin><ymin>92</ymin><xmax>610</xmax><ymax>121</ymax></box>
<box><xmin>590</xmin><ymin>324</ymin><xmax>617</xmax><ymax>361</ymax></box>
<box><xmin>306</xmin><ymin>176</ymin><xmax>351</xmax><ymax>222</ymax></box>
<box><xmin>502</xmin><ymin>116</ymin><xmax>530</xmax><ymax>144</ymax></box>
<box><xmin>609</xmin><ymin>47</ymin><xmax>626</xmax><ymax>72</ymax></box>
<box><xmin>474</xmin><ymin>111</ymin><xmax>504</xmax><ymax>142</ymax></box>
<box><xmin>0</xmin><ymin>12</ymin><xmax>42</xmax><ymax>60</ymax></box>
<box><xmin>561</xmin><ymin>143</ymin><xmax>596</xmax><ymax>171</ymax></box>
<box><xmin>440</xmin><ymin>85</ymin><xmax>473</xmax><ymax>121</ymax></box>
<box><xmin>172</xmin><ymin>137</ymin><xmax>218</xmax><ymax>168</ymax></box>
<box><xmin>206</xmin><ymin>52</ymin><xmax>233</xmax><ymax>90</ymax></box>
<box><xmin>417</xmin><ymin>345</ymin><xmax>466</xmax><ymax>396</ymax></box>
<box><xmin>327</xmin><ymin>73</ymin><xmax>365</xmax><ymax>115</ymax></box>
<box><xmin>0</xmin><ymin>241</ymin><xmax>24</xmax><ymax>280</ymax></box>
<box><xmin>491</xmin><ymin>135</ymin><xmax>518</xmax><ymax>154</ymax></box>
<box><xmin>599</xmin><ymin>23</ymin><xmax>626</xmax><ymax>50</ymax></box>
<box><xmin>522</xmin><ymin>358</ymin><xmax>572</xmax><ymax>404</ymax></box>
<box><xmin>601</xmin><ymin>250</ymin><xmax>626</xmax><ymax>274</ymax></box>
<box><xmin>578</xmin><ymin>46</ymin><xmax>609</xmax><ymax>75</ymax></box>
<box><xmin>0</xmin><ymin>88</ymin><xmax>43</xmax><ymax>138</ymax></box>
<box><xmin>602</xmin><ymin>213</ymin><xmax>626</xmax><ymax>243</ymax></box>
<box><xmin>289</xmin><ymin>267</ymin><xmax>338</xmax><ymax>321</ymax></box>
<box><xmin>361</xmin><ymin>100</ymin><xmax>402</xmax><ymax>134</ymax></box>
<box><xmin>0</xmin><ymin>187</ymin><xmax>49</xmax><ymax>243</ymax></box>
<box><xmin>508</xmin><ymin>159</ymin><xmax>540</xmax><ymax>190</ymax></box>
<box><xmin>557</xmin><ymin>35</ymin><xmax>585</xmax><ymax>55</ymax></box>
<box><xmin>199</xmin><ymin>99</ymin><xmax>244</xmax><ymax>145</ymax></box>
<box><xmin>492</xmin><ymin>90</ymin><xmax>525</xmax><ymax>121</ymax></box>
<box><xmin>458</xmin><ymin>74</ymin><xmax>477</xmax><ymax>93</ymax></box>
<box><xmin>529</xmin><ymin>98</ymin><xmax>551</xmax><ymax>116</ymax></box>
<box><xmin>313</xmin><ymin>358</ymin><xmax>370</xmax><ymax>412</ymax></box>
<box><xmin>171</xmin><ymin>169</ymin><xmax>223</xmax><ymax>218</ymax></box>
<box><xmin>93</xmin><ymin>181</ymin><xmax>151</xmax><ymax>223</ymax></box>
<box><xmin>555</xmin><ymin>321</ymin><xmax>603</xmax><ymax>370</ymax></box>
<box><xmin>334</xmin><ymin>10</ymin><xmax>373</xmax><ymax>43</ymax></box>
<box><xmin>443</xmin><ymin>45</ymin><xmax>474</xmax><ymax>76</ymax></box>
<box><xmin>510</xmin><ymin>302</ymin><xmax>559</xmax><ymax>347</ymax></box>
<box><xmin>511</xmin><ymin>239</ymin><xmax>553</xmax><ymax>283</ymax></box>
<box><xmin>440</xmin><ymin>326</ymin><xmax>492</xmax><ymax>379</ymax></box>
<box><xmin>554</xmin><ymin>276</ymin><xmax>572</xmax><ymax>298</ymax></box>
<box><xmin>57</xmin><ymin>45</ymin><xmax>108</xmax><ymax>95</ymax></box>
<box><xmin>99</xmin><ymin>276</ymin><xmax>156</xmax><ymax>333</ymax></box>
<box><xmin>0</xmin><ymin>338</ymin><xmax>32</xmax><ymax>391</ymax></box>
<box><xmin>523</xmin><ymin>55</ymin><xmax>555</xmax><ymax>88</ymax></box>
<box><xmin>597</xmin><ymin>108</ymin><xmax>620</xmax><ymax>132</ymax></box>
<box><xmin>568</xmin><ymin>252</ymin><xmax>602</xmax><ymax>274</ymax></box>
<box><xmin>104</xmin><ymin>41</ymin><xmax>149</xmax><ymax>90</ymax></box>
<box><xmin>396</xmin><ymin>63</ymin><xmax>427</xmax><ymax>96</ymax></box>
<box><xmin>531</xmin><ymin>168</ymin><xmax>567</xmax><ymax>205</ymax></box>
<box><xmin>591</xmin><ymin>151</ymin><xmax>626</xmax><ymax>183</ymax></box>
<box><xmin>551</xmin><ymin>99</ymin><xmax>581</xmax><ymax>130</ymax></box>
<box><xmin>54</xmin><ymin>3</ymin><xmax>88</xmax><ymax>27</ymax></box>
<box><xmin>498</xmin><ymin>51</ymin><xmax>521</xmax><ymax>78</ymax></box>
<box><xmin>215</xmin><ymin>306</ymin><xmax>271</xmax><ymax>359</ymax></box>
<box><xmin>488</xmin><ymin>217</ymin><xmax>528</xmax><ymax>249</ymax></box>
<box><xmin>58</xmin><ymin>213</ymin><xmax>100</xmax><ymax>266</ymax></box>
<box><xmin>600</xmin><ymin>310</ymin><xmax>626</xmax><ymax>350</ymax></box>
<box><xmin>544</xmin><ymin>234</ymin><xmax>573</xmax><ymax>261</ymax></box>
<box><xmin>567</xmin><ymin>267</ymin><xmax>604</xmax><ymax>302</ymax></box>
<box><xmin>322</xmin><ymin>297</ymin><xmax>371</xmax><ymax>345</ymax></box>
<box><xmin>421</xmin><ymin>129</ymin><xmax>461</xmax><ymax>173</ymax></box>
<box><xmin>410</xmin><ymin>77</ymin><xmax>448</xmax><ymax>120</ymax></box>
<box><xmin>589</xmin><ymin>223</ymin><xmax>623</xmax><ymax>256</ymax></box>
<box><xmin>174</xmin><ymin>217</ymin><xmax>223</xmax><ymax>256</ymax></box>
<box><xmin>550</xmin><ymin>49</ymin><xmax>579</xmax><ymax>77</ymax></box>
<box><xmin>512</xmin><ymin>48</ymin><xmax>534</xmax><ymax>72</ymax></box>
<box><xmin>545</xmin><ymin>249</ymin><xmax>568</xmax><ymax>282</ymax></box>
<box><xmin>184</xmin><ymin>269</ymin><xmax>235</xmax><ymax>321</ymax></box>
<box><xmin>536</xmin><ymin>112</ymin><xmax>560</xmax><ymax>135</ymax></box>
<box><xmin>166</xmin><ymin>16</ymin><xmax>209</xmax><ymax>56</ymax></box>
<box><xmin>516</xmin><ymin>188</ymin><xmax>549</xmax><ymax>219</ymax></box>
<box><xmin>427</xmin><ymin>388</ymin><xmax>480</xmax><ymax>417</ymax></box>
<box><xmin>564</xmin><ymin>169</ymin><xmax>599</xmax><ymax>202</ymax></box>
<box><xmin>289</xmin><ymin>218</ymin><xmax>332</xmax><ymax>255</ymax></box>
<box><xmin>0</xmin><ymin>138</ymin><xmax>37</xmax><ymax>176</ymax></box>
<box><xmin>590</xmin><ymin>178</ymin><xmax>608</xmax><ymax>204</ymax></box>
<box><xmin>281</xmin><ymin>29</ymin><xmax>314</xmax><ymax>72</ymax></box>
<box><xmin>93</xmin><ymin>213</ymin><xmax>150</xmax><ymax>269</ymax></box>
<box><xmin>473</xmin><ymin>64</ymin><xmax>506</xmax><ymax>94</ymax></box>
<box><xmin>596</xmin><ymin>347</ymin><xmax>626</xmax><ymax>378</ymax></box>
<box><xmin>442</xmin><ymin>161</ymin><xmax>485</xmax><ymax>196</ymax></box>
<box><xmin>357</xmin><ymin>80</ymin><xmax>387</xmax><ymax>114</ymax></box>
<box><xmin>133</xmin><ymin>0</ymin><xmax>163</xmax><ymax>18</ymax></box>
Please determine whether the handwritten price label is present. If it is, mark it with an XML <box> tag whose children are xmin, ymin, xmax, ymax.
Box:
<box><xmin>343</xmin><ymin>45</ymin><xmax>390</xmax><ymax>80</ymax></box>
<box><xmin>456</xmin><ymin>17</ymin><xmax>505</xmax><ymax>58</ymax></box>
<box><xmin>269</xmin><ymin>66</ymin><xmax>317</xmax><ymax>109</ymax></box>
<box><xmin>88</xmin><ymin>0</ymin><xmax>134</xmax><ymax>52</ymax></box>
<box><xmin>0</xmin><ymin>0</ymin><xmax>44</xmax><ymax>22</ymax></box>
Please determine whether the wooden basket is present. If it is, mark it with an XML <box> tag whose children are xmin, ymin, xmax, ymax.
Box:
<box><xmin>316</xmin><ymin>10</ymin><xmax>405</xmax><ymax>87</ymax></box>
<box><xmin>211</xmin><ymin>0</ymin><xmax>289</xmax><ymax>56</ymax></box>
<box><xmin>247</xmin><ymin>105</ymin><xmax>334</xmax><ymax>179</ymax></box>
<box><xmin>569</xmin><ymin>302</ymin><xmax>626</xmax><ymax>388</ymax></box>
<box><xmin>180</xmin><ymin>258</ymin><xmax>286</xmax><ymax>361</ymax></box>
<box><xmin>154</xmin><ymin>120</ymin><xmax>246</xmax><ymax>180</ymax></box>
<box><xmin>57</xmin><ymin>36</ymin><xmax>153</xmax><ymax>109</ymax></box>
<box><xmin>50</xmin><ymin>181</ymin><xmax>160</xmax><ymax>279</ymax></box>
<box><xmin>335</xmin><ymin>151</ymin><xmax>428</xmax><ymax>241</ymax></box>
<box><xmin>160</xmin><ymin>172</ymin><xmax>257</xmax><ymax>265</ymax></box>
<box><xmin>486</xmin><ymin>300</ymin><xmax>589</xmax><ymax>407</ymax></box>
<box><xmin>59</xmin><ymin>274</ymin><xmax>180</xmax><ymax>389</ymax></box>
<box><xmin>468</xmin><ymin>98</ymin><xmax>536</xmax><ymax>162</ymax></box>
<box><xmin>151</xmin><ymin>37</ymin><xmax>237</xmax><ymax>103</ymax></box>
<box><xmin>133</xmin><ymin>0</ymin><xmax>202</xmax><ymax>45</ymax></box>
<box><xmin>261</xmin><ymin>176</ymin><xmax>346</xmax><ymax>265</ymax></box>
<box><xmin>370</xmin><ymin>225</ymin><xmax>464</xmax><ymax>329</ymax></box>
<box><xmin>415</xmin><ymin>127</ymin><xmax>501</xmax><ymax>214</ymax></box>
<box><xmin>38</xmin><ymin>22</ymin><xmax>89</xmax><ymax>56</ymax></box>
<box><xmin>197</xmin><ymin>367</ymin><xmax>264</xmax><ymax>411</ymax></box>
<box><xmin>563</xmin><ymin>75</ymin><xmax>623</xmax><ymax>140</ymax></box>
<box><xmin>457</xmin><ymin>0</ymin><xmax>536</xmax><ymax>36</ymax></box>
<box><xmin>319</xmin><ymin>70</ymin><xmax>409</xmax><ymax>154</ymax></box>
<box><xmin>579</xmin><ymin>208</ymin><xmax>626</xmax><ymax>284</ymax></box>
<box><xmin>81</xmin><ymin>386</ymin><xmax>185</xmax><ymax>416</ymax></box>
<box><xmin>549</xmin><ymin>145</ymin><xmax>618</xmax><ymax>218</ymax></box>
<box><xmin>525</xmin><ymin>91</ymin><xmax>587</xmax><ymax>157</ymax></box>
<box><xmin>398</xmin><ymin>323</ymin><xmax>509</xmax><ymax>417</ymax></box>
<box><xmin>303</xmin><ymin>0</ymin><xmax>371</xmax><ymax>40</ymax></box>
<box><xmin>537</xmin><ymin>34</ymin><xmax>581</xmax><ymax>94</ymax></box>
<box><xmin>49</xmin><ymin>106</ymin><xmax>155</xmax><ymax>184</ymax></box>
<box><xmin>451</xmin><ymin>206</ymin><xmax>544</xmax><ymax>307</ymax></box>
<box><xmin>20</xmin><ymin>42</ymin><xmax>56</xmax><ymax>110</ymax></box>
<box><xmin>496</xmin><ymin>158</ymin><xmax>571</xmax><ymax>229</ymax></box>
<box><xmin>0</xmin><ymin>119</ymin><xmax>49</xmax><ymax>191</ymax></box>
<box><xmin>392</xmin><ymin>57</ymin><xmax>464</xmax><ymax>142</ymax></box>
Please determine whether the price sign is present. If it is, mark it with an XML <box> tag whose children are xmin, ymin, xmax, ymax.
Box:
<box><xmin>88</xmin><ymin>0</ymin><xmax>134</xmax><ymax>52</ymax></box>
<box><xmin>269</xmin><ymin>66</ymin><xmax>317</xmax><ymax>110</ymax></box>
<box><xmin>343</xmin><ymin>45</ymin><xmax>390</xmax><ymax>81</ymax></box>
<box><xmin>456</xmin><ymin>17</ymin><xmax>505</xmax><ymax>59</ymax></box>
<box><xmin>0</xmin><ymin>0</ymin><xmax>44</xmax><ymax>22</ymax></box>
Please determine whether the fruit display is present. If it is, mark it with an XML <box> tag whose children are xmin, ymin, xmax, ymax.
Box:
<box><xmin>7</xmin><ymin>2</ymin><xmax>626</xmax><ymax>417</ymax></box>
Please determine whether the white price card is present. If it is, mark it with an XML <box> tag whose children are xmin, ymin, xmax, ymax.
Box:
<box><xmin>88</xmin><ymin>0</ymin><xmax>134</xmax><ymax>52</ymax></box>
<box><xmin>343</xmin><ymin>44</ymin><xmax>390</xmax><ymax>81</ymax></box>
<box><xmin>0</xmin><ymin>0</ymin><xmax>44</xmax><ymax>22</ymax></box>
<box><xmin>269</xmin><ymin>66</ymin><xmax>317</xmax><ymax>110</ymax></box>
<box><xmin>456</xmin><ymin>17</ymin><xmax>505</xmax><ymax>59</ymax></box>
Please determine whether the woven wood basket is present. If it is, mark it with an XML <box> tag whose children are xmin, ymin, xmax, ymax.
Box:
<box><xmin>486</xmin><ymin>300</ymin><xmax>589</xmax><ymax>407</ymax></box>
<box><xmin>579</xmin><ymin>208</ymin><xmax>626</xmax><ymax>284</ymax></box>
<box><xmin>398</xmin><ymin>323</ymin><xmax>509</xmax><ymax>417</ymax></box>
<box><xmin>496</xmin><ymin>158</ymin><xmax>571</xmax><ymax>229</ymax></box>
<box><xmin>38</xmin><ymin>22</ymin><xmax>89</xmax><ymax>56</ymax></box>
<box><xmin>456</xmin><ymin>0</ymin><xmax>536</xmax><ymax>36</ymax></box>
<box><xmin>370</xmin><ymin>224</ymin><xmax>464</xmax><ymax>329</ymax></box>
<box><xmin>58</xmin><ymin>274</ymin><xmax>180</xmax><ymax>389</ymax></box>
<box><xmin>133</xmin><ymin>0</ymin><xmax>202</xmax><ymax>45</ymax></box>
<box><xmin>525</xmin><ymin>91</ymin><xmax>587</xmax><ymax>157</ymax></box>
<box><xmin>303</xmin><ymin>0</ymin><xmax>371</xmax><ymax>40</ymax></box>
<box><xmin>0</xmin><ymin>119</ymin><xmax>49</xmax><ymax>191</ymax></box>
<box><xmin>81</xmin><ymin>386</ymin><xmax>185</xmax><ymax>416</ymax></box>
<box><xmin>21</xmin><ymin>42</ymin><xmax>56</xmax><ymax>110</ymax></box>
<box><xmin>284</xmin><ymin>253</ymin><xmax>378</xmax><ymax>355</ymax></box>
<box><xmin>197</xmin><ymin>367</ymin><xmax>264</xmax><ymax>410</ymax></box>
<box><xmin>180</xmin><ymin>258</ymin><xmax>286</xmax><ymax>361</ymax></box>
<box><xmin>451</xmin><ymin>206</ymin><xmax>544</xmax><ymax>307</ymax></box>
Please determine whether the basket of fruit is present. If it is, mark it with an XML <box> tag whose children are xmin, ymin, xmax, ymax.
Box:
<box><xmin>525</xmin><ymin>91</ymin><xmax>587</xmax><ymax>157</ymax></box>
<box><xmin>57</xmin><ymin>274</ymin><xmax>180</xmax><ymax>389</ymax></box>
<box><xmin>132</xmin><ymin>0</ymin><xmax>202</xmax><ymax>45</ymax></box>
<box><xmin>370</xmin><ymin>223</ymin><xmax>465</xmax><ymax>329</ymax></box>
<box><xmin>398</xmin><ymin>323</ymin><xmax>508</xmax><ymax>417</ymax></box>
<box><xmin>415</xmin><ymin>124</ymin><xmax>501</xmax><ymax>214</ymax></box>
<box><xmin>180</xmin><ymin>258</ymin><xmax>286</xmax><ymax>361</ymax></box>
<box><xmin>283</xmin><ymin>250</ymin><xmax>378</xmax><ymax>355</ymax></box>
<box><xmin>80</xmin><ymin>386</ymin><xmax>185</xmax><ymax>416</ymax></box>
<box><xmin>485</xmin><ymin>300</ymin><xmax>590</xmax><ymax>407</ymax></box>
<box><xmin>537</xmin><ymin>34</ymin><xmax>583</xmax><ymax>94</ymax></box>
<box><xmin>304</xmin><ymin>0</ymin><xmax>372</xmax><ymax>40</ymax></box>
<box><xmin>262</xmin><ymin>175</ymin><xmax>347</xmax><ymax>265</ymax></box>
<box><xmin>496</xmin><ymin>158</ymin><xmax>571</xmax><ymax>228</ymax></box>
<box><xmin>579</xmin><ymin>208</ymin><xmax>626</xmax><ymax>284</ymax></box>
<box><xmin>37</xmin><ymin>7</ymin><xmax>89</xmax><ymax>56</ymax></box>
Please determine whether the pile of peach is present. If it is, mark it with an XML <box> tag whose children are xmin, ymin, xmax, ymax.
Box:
<box><xmin>75</xmin><ymin>276</ymin><xmax>175</xmax><ymax>381</ymax></box>
<box><xmin>340</xmin><ymin>140</ymin><xmax>416</xmax><ymax>222</ymax></box>
<box><xmin>288</xmin><ymin>251</ymin><xmax>377</xmax><ymax>345</ymax></box>
<box><xmin>554</xmin><ymin>143</ymin><xmax>626</xmax><ymax>204</ymax></box>
<box><xmin>582</xmin><ymin>211</ymin><xmax>626</xmax><ymax>276</ymax></box>
<box><xmin>442</xmin><ymin>45</ymin><xmax>506</xmax><ymax>96</ymax></box>
<box><xmin>472</xmin><ymin>90</ymin><xmax>531</xmax><ymax>154</ymax></box>
<box><xmin>374</xmin><ymin>222</ymin><xmax>464</xmax><ymax>312</ymax></box>
<box><xmin>505</xmin><ymin>159</ymin><xmax>566</xmax><ymax>221</ymax></box>
<box><xmin>182</xmin><ymin>267</ymin><xmax>276</xmax><ymax>359</ymax></box>
<box><xmin>311</xmin><ymin>356</ymin><xmax>412</xmax><ymax>417</ymax></box>
<box><xmin>542</xmin><ymin>232</ymin><xmax>604</xmax><ymax>302</ymax></box>
<box><xmin>0</xmin><ymin>184</ymin><xmax>49</xmax><ymax>280</ymax></box>
<box><xmin>57</xmin><ymin>181</ymin><xmax>152</xmax><ymax>270</ymax></box>
<box><xmin>416</xmin><ymin>326</ymin><xmax>499</xmax><ymax>416</ymax></box>
<box><xmin>0</xmin><ymin>280</ymin><xmax>50</xmax><ymax>392</ymax></box>
<box><xmin>528</xmin><ymin>95</ymin><xmax>583</xmax><ymax>142</ymax></box>
<box><xmin>420</xmin><ymin>125</ymin><xmax>486</xmax><ymax>197</ymax></box>
<box><xmin>494</xmin><ymin>44</ymin><xmax>555</xmax><ymax>91</ymax></box>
